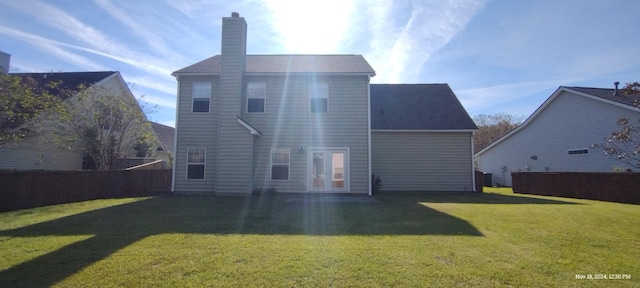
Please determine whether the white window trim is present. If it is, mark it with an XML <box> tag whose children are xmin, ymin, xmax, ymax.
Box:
<box><xmin>309</xmin><ymin>82</ymin><xmax>329</xmax><ymax>114</ymax></box>
<box><xmin>186</xmin><ymin>148</ymin><xmax>206</xmax><ymax>180</ymax></box>
<box><xmin>247</xmin><ymin>82</ymin><xmax>266</xmax><ymax>113</ymax></box>
<box><xmin>306</xmin><ymin>147</ymin><xmax>350</xmax><ymax>192</ymax></box>
<box><xmin>270</xmin><ymin>148</ymin><xmax>290</xmax><ymax>181</ymax></box>
<box><xmin>192</xmin><ymin>82</ymin><xmax>212</xmax><ymax>113</ymax></box>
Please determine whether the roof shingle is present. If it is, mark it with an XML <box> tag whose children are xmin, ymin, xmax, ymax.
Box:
<box><xmin>10</xmin><ymin>71</ymin><xmax>116</xmax><ymax>99</ymax></box>
<box><xmin>566</xmin><ymin>86</ymin><xmax>639</xmax><ymax>108</ymax></box>
<box><xmin>173</xmin><ymin>55</ymin><xmax>375</xmax><ymax>75</ymax></box>
<box><xmin>370</xmin><ymin>84</ymin><xmax>477</xmax><ymax>130</ymax></box>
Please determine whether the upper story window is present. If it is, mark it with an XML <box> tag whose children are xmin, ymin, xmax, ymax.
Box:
<box><xmin>247</xmin><ymin>82</ymin><xmax>266</xmax><ymax>113</ymax></box>
<box><xmin>192</xmin><ymin>82</ymin><xmax>212</xmax><ymax>112</ymax></box>
<box><xmin>309</xmin><ymin>82</ymin><xmax>328</xmax><ymax>113</ymax></box>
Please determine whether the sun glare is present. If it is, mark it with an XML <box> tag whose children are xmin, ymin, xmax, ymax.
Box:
<box><xmin>264</xmin><ymin>0</ymin><xmax>355</xmax><ymax>53</ymax></box>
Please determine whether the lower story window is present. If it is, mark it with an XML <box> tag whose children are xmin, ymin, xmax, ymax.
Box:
<box><xmin>187</xmin><ymin>148</ymin><xmax>206</xmax><ymax>179</ymax></box>
<box><xmin>271</xmin><ymin>149</ymin><xmax>290</xmax><ymax>181</ymax></box>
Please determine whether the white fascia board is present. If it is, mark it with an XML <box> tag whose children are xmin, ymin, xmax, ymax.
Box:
<box><xmin>236</xmin><ymin>117</ymin><xmax>262</xmax><ymax>136</ymax></box>
<box><xmin>371</xmin><ymin>129</ymin><xmax>477</xmax><ymax>133</ymax></box>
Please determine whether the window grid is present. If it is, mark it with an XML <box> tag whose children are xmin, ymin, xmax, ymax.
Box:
<box><xmin>247</xmin><ymin>82</ymin><xmax>266</xmax><ymax>113</ymax></box>
<box><xmin>187</xmin><ymin>148</ymin><xmax>206</xmax><ymax>180</ymax></box>
<box><xmin>568</xmin><ymin>149</ymin><xmax>589</xmax><ymax>155</ymax></box>
<box><xmin>271</xmin><ymin>149</ymin><xmax>290</xmax><ymax>181</ymax></box>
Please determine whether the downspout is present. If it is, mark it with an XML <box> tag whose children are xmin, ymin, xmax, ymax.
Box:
<box><xmin>471</xmin><ymin>131</ymin><xmax>476</xmax><ymax>192</ymax></box>
<box><xmin>367</xmin><ymin>76</ymin><xmax>372</xmax><ymax>196</ymax></box>
<box><xmin>170</xmin><ymin>75</ymin><xmax>180</xmax><ymax>193</ymax></box>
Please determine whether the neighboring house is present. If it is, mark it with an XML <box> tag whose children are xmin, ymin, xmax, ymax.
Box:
<box><xmin>150</xmin><ymin>121</ymin><xmax>175</xmax><ymax>168</ymax></box>
<box><xmin>0</xmin><ymin>51</ymin><xmax>10</xmax><ymax>73</ymax></box>
<box><xmin>171</xmin><ymin>13</ymin><xmax>477</xmax><ymax>194</ymax></box>
<box><xmin>371</xmin><ymin>84</ymin><xmax>477</xmax><ymax>192</ymax></box>
<box><xmin>476</xmin><ymin>86</ymin><xmax>640</xmax><ymax>186</ymax></box>
<box><xmin>0</xmin><ymin>70</ymin><xmax>163</xmax><ymax>170</ymax></box>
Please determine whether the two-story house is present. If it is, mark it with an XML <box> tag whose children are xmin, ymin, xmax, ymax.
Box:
<box><xmin>172</xmin><ymin>13</ymin><xmax>477</xmax><ymax>195</ymax></box>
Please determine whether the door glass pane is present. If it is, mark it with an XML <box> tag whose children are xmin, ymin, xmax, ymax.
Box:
<box><xmin>332</xmin><ymin>152</ymin><xmax>344</xmax><ymax>188</ymax></box>
<box><xmin>312</xmin><ymin>153</ymin><xmax>324</xmax><ymax>188</ymax></box>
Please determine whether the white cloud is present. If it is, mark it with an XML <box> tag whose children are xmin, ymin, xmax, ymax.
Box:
<box><xmin>262</xmin><ymin>0</ymin><xmax>356</xmax><ymax>53</ymax></box>
<box><xmin>93</xmin><ymin>0</ymin><xmax>177</xmax><ymax>59</ymax></box>
<box><xmin>2</xmin><ymin>0</ymin><xmax>177</xmax><ymax>78</ymax></box>
<box><xmin>135</xmin><ymin>94</ymin><xmax>176</xmax><ymax>109</ymax></box>
<box><xmin>0</xmin><ymin>25</ymin><xmax>108</xmax><ymax>71</ymax></box>
<box><xmin>366</xmin><ymin>0</ymin><xmax>488</xmax><ymax>83</ymax></box>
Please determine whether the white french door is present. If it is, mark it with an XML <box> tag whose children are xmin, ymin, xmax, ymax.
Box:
<box><xmin>308</xmin><ymin>148</ymin><xmax>349</xmax><ymax>192</ymax></box>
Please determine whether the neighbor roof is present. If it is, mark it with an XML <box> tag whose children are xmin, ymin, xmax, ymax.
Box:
<box><xmin>173</xmin><ymin>55</ymin><xmax>376</xmax><ymax>75</ymax></box>
<box><xmin>566</xmin><ymin>86</ymin><xmax>639</xmax><ymax>108</ymax></box>
<box><xmin>150</xmin><ymin>122</ymin><xmax>175</xmax><ymax>153</ymax></box>
<box><xmin>10</xmin><ymin>71</ymin><xmax>116</xmax><ymax>99</ymax></box>
<box><xmin>370</xmin><ymin>84</ymin><xmax>477</xmax><ymax>130</ymax></box>
<box><xmin>476</xmin><ymin>85</ymin><xmax>640</xmax><ymax>155</ymax></box>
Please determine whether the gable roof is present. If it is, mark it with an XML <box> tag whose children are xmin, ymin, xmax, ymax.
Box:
<box><xmin>476</xmin><ymin>86</ymin><xmax>640</xmax><ymax>156</ymax></box>
<box><xmin>173</xmin><ymin>55</ymin><xmax>375</xmax><ymax>76</ymax></box>
<box><xmin>150</xmin><ymin>122</ymin><xmax>175</xmax><ymax>153</ymax></box>
<box><xmin>10</xmin><ymin>71</ymin><xmax>117</xmax><ymax>99</ymax></box>
<box><xmin>370</xmin><ymin>84</ymin><xmax>477</xmax><ymax>131</ymax></box>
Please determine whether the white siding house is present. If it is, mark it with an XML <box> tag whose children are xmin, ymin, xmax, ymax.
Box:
<box><xmin>476</xmin><ymin>86</ymin><xmax>640</xmax><ymax>186</ymax></box>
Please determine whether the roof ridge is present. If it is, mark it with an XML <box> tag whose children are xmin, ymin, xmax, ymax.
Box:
<box><xmin>11</xmin><ymin>71</ymin><xmax>117</xmax><ymax>75</ymax></box>
<box><xmin>564</xmin><ymin>86</ymin><xmax>613</xmax><ymax>90</ymax></box>
<box><xmin>247</xmin><ymin>54</ymin><xmax>362</xmax><ymax>56</ymax></box>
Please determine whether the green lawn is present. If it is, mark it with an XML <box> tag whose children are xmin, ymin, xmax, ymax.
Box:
<box><xmin>0</xmin><ymin>189</ymin><xmax>638</xmax><ymax>287</ymax></box>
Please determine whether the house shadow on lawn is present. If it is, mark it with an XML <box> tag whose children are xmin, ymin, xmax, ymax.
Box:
<box><xmin>0</xmin><ymin>192</ymin><xmax>575</xmax><ymax>287</ymax></box>
<box><xmin>376</xmin><ymin>191</ymin><xmax>583</xmax><ymax>205</ymax></box>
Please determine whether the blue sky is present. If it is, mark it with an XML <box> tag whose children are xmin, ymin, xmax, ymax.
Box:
<box><xmin>1</xmin><ymin>0</ymin><xmax>639</xmax><ymax>127</ymax></box>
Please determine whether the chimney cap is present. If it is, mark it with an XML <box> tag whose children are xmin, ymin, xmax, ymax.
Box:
<box><xmin>231</xmin><ymin>12</ymin><xmax>239</xmax><ymax>18</ymax></box>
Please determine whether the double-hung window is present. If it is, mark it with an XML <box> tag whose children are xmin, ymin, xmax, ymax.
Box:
<box><xmin>247</xmin><ymin>82</ymin><xmax>266</xmax><ymax>113</ymax></box>
<box><xmin>192</xmin><ymin>82</ymin><xmax>212</xmax><ymax>112</ymax></box>
<box><xmin>309</xmin><ymin>82</ymin><xmax>328</xmax><ymax>113</ymax></box>
<box><xmin>271</xmin><ymin>149</ymin><xmax>290</xmax><ymax>181</ymax></box>
<box><xmin>187</xmin><ymin>148</ymin><xmax>206</xmax><ymax>179</ymax></box>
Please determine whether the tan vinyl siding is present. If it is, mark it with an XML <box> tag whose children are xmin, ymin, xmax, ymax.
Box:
<box><xmin>245</xmin><ymin>75</ymin><xmax>370</xmax><ymax>193</ymax></box>
<box><xmin>0</xmin><ymin>76</ymin><xmax>148</xmax><ymax>171</ymax></box>
<box><xmin>213</xmin><ymin>16</ymin><xmax>252</xmax><ymax>194</ymax></box>
<box><xmin>372</xmin><ymin>131</ymin><xmax>474</xmax><ymax>192</ymax></box>
<box><xmin>0</xmin><ymin>136</ymin><xmax>82</xmax><ymax>170</ymax></box>
<box><xmin>173</xmin><ymin>76</ymin><xmax>219</xmax><ymax>193</ymax></box>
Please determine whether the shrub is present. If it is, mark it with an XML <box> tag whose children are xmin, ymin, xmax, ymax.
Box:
<box><xmin>371</xmin><ymin>173</ymin><xmax>382</xmax><ymax>195</ymax></box>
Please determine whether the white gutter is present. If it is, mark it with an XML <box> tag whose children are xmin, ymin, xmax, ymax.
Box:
<box><xmin>170</xmin><ymin>75</ymin><xmax>179</xmax><ymax>193</ymax></box>
<box><xmin>367</xmin><ymin>76</ymin><xmax>372</xmax><ymax>196</ymax></box>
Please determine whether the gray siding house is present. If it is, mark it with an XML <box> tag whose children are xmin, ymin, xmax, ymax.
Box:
<box><xmin>172</xmin><ymin>13</ymin><xmax>477</xmax><ymax>194</ymax></box>
<box><xmin>476</xmin><ymin>86</ymin><xmax>640</xmax><ymax>186</ymax></box>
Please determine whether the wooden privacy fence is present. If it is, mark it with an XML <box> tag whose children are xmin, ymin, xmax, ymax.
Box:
<box><xmin>0</xmin><ymin>169</ymin><xmax>172</xmax><ymax>212</ymax></box>
<box><xmin>512</xmin><ymin>172</ymin><xmax>640</xmax><ymax>204</ymax></box>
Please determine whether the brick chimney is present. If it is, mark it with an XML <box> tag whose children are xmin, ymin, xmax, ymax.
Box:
<box><xmin>0</xmin><ymin>51</ymin><xmax>10</xmax><ymax>74</ymax></box>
